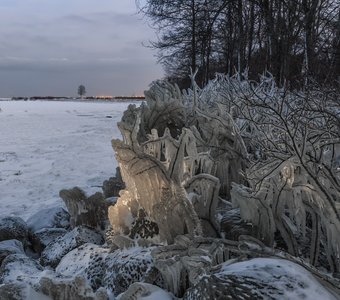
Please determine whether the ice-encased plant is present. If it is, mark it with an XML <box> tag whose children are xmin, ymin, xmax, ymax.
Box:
<box><xmin>109</xmin><ymin>77</ymin><xmax>248</xmax><ymax>244</ymax></box>
<box><xmin>199</xmin><ymin>73</ymin><xmax>340</xmax><ymax>272</ymax></box>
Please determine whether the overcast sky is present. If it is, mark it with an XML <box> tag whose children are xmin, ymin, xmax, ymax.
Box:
<box><xmin>0</xmin><ymin>0</ymin><xmax>163</xmax><ymax>97</ymax></box>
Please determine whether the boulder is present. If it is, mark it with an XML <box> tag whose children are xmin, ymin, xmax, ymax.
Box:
<box><xmin>40</xmin><ymin>226</ymin><xmax>104</xmax><ymax>268</ymax></box>
<box><xmin>0</xmin><ymin>283</ymin><xmax>28</xmax><ymax>300</ymax></box>
<box><xmin>56</xmin><ymin>243</ymin><xmax>110</xmax><ymax>291</ymax></box>
<box><xmin>102</xmin><ymin>247</ymin><xmax>160</xmax><ymax>296</ymax></box>
<box><xmin>0</xmin><ymin>283</ymin><xmax>51</xmax><ymax>300</ymax></box>
<box><xmin>183</xmin><ymin>258</ymin><xmax>338</xmax><ymax>300</ymax></box>
<box><xmin>26</xmin><ymin>206</ymin><xmax>70</xmax><ymax>233</ymax></box>
<box><xmin>0</xmin><ymin>240</ymin><xmax>25</xmax><ymax>265</ymax></box>
<box><xmin>0</xmin><ymin>217</ymin><xmax>29</xmax><ymax>246</ymax></box>
<box><xmin>0</xmin><ymin>254</ymin><xmax>43</xmax><ymax>285</ymax></box>
<box><xmin>30</xmin><ymin>228</ymin><xmax>68</xmax><ymax>254</ymax></box>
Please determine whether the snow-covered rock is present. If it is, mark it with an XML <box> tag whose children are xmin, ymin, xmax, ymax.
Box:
<box><xmin>56</xmin><ymin>243</ymin><xmax>110</xmax><ymax>291</ymax></box>
<box><xmin>0</xmin><ymin>217</ymin><xmax>30</xmax><ymax>246</ymax></box>
<box><xmin>0</xmin><ymin>254</ymin><xmax>43</xmax><ymax>285</ymax></box>
<box><xmin>26</xmin><ymin>207</ymin><xmax>70</xmax><ymax>233</ymax></box>
<box><xmin>0</xmin><ymin>282</ymin><xmax>28</xmax><ymax>300</ymax></box>
<box><xmin>0</xmin><ymin>247</ymin><xmax>109</xmax><ymax>300</ymax></box>
<box><xmin>32</xmin><ymin>228</ymin><xmax>68</xmax><ymax>251</ymax></box>
<box><xmin>0</xmin><ymin>282</ymin><xmax>52</xmax><ymax>300</ymax></box>
<box><xmin>102</xmin><ymin>247</ymin><xmax>159</xmax><ymax>296</ymax></box>
<box><xmin>0</xmin><ymin>240</ymin><xmax>25</xmax><ymax>265</ymax></box>
<box><xmin>183</xmin><ymin>258</ymin><xmax>338</xmax><ymax>300</ymax></box>
<box><xmin>40</xmin><ymin>226</ymin><xmax>104</xmax><ymax>268</ymax></box>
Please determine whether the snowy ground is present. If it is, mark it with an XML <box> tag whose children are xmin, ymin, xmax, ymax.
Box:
<box><xmin>0</xmin><ymin>100</ymin><xmax>137</xmax><ymax>220</ymax></box>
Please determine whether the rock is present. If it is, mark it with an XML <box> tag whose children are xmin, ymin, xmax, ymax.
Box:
<box><xmin>56</xmin><ymin>243</ymin><xmax>109</xmax><ymax>291</ymax></box>
<box><xmin>1</xmin><ymin>249</ymin><xmax>108</xmax><ymax>299</ymax></box>
<box><xmin>0</xmin><ymin>254</ymin><xmax>43</xmax><ymax>285</ymax></box>
<box><xmin>183</xmin><ymin>258</ymin><xmax>338</xmax><ymax>300</ymax></box>
<box><xmin>26</xmin><ymin>206</ymin><xmax>70</xmax><ymax>233</ymax></box>
<box><xmin>102</xmin><ymin>247</ymin><xmax>160</xmax><ymax>296</ymax></box>
<box><xmin>59</xmin><ymin>187</ymin><xmax>110</xmax><ymax>230</ymax></box>
<box><xmin>0</xmin><ymin>283</ymin><xmax>28</xmax><ymax>300</ymax></box>
<box><xmin>0</xmin><ymin>283</ymin><xmax>51</xmax><ymax>300</ymax></box>
<box><xmin>0</xmin><ymin>217</ymin><xmax>29</xmax><ymax>246</ymax></box>
<box><xmin>117</xmin><ymin>282</ymin><xmax>173</xmax><ymax>300</ymax></box>
<box><xmin>0</xmin><ymin>240</ymin><xmax>25</xmax><ymax>265</ymax></box>
<box><xmin>32</xmin><ymin>228</ymin><xmax>68</xmax><ymax>251</ymax></box>
<box><xmin>40</xmin><ymin>226</ymin><xmax>104</xmax><ymax>268</ymax></box>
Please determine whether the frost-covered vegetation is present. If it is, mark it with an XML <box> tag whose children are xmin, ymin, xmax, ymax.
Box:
<box><xmin>190</xmin><ymin>72</ymin><xmax>340</xmax><ymax>272</ymax></box>
<box><xmin>0</xmin><ymin>76</ymin><xmax>339</xmax><ymax>299</ymax></box>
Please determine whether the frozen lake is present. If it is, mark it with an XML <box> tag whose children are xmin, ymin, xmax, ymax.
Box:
<box><xmin>0</xmin><ymin>100</ymin><xmax>136</xmax><ymax>220</ymax></box>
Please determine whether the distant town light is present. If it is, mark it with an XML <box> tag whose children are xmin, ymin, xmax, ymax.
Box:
<box><xmin>96</xmin><ymin>95</ymin><xmax>113</xmax><ymax>99</ymax></box>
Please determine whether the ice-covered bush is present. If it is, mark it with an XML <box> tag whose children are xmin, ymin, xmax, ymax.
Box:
<box><xmin>189</xmin><ymin>73</ymin><xmax>340</xmax><ymax>272</ymax></box>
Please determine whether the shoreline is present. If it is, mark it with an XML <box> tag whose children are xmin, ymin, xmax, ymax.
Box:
<box><xmin>0</xmin><ymin>98</ymin><xmax>143</xmax><ymax>104</ymax></box>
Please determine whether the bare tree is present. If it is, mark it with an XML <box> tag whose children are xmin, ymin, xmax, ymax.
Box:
<box><xmin>137</xmin><ymin>0</ymin><xmax>230</xmax><ymax>86</ymax></box>
<box><xmin>78</xmin><ymin>85</ymin><xmax>86</xmax><ymax>99</ymax></box>
<box><xmin>138</xmin><ymin>0</ymin><xmax>339</xmax><ymax>88</ymax></box>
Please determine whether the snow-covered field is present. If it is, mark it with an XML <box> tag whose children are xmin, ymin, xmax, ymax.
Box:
<box><xmin>0</xmin><ymin>100</ymin><xmax>136</xmax><ymax>220</ymax></box>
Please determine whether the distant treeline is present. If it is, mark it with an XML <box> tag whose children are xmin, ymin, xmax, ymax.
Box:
<box><xmin>11</xmin><ymin>96</ymin><xmax>145</xmax><ymax>101</ymax></box>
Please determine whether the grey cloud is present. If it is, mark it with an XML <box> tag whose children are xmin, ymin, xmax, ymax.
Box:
<box><xmin>29</xmin><ymin>35</ymin><xmax>59</xmax><ymax>47</ymax></box>
<box><xmin>0</xmin><ymin>0</ymin><xmax>20</xmax><ymax>7</ymax></box>
<box><xmin>61</xmin><ymin>14</ymin><xmax>95</xmax><ymax>24</ymax></box>
<box><xmin>0</xmin><ymin>3</ymin><xmax>163</xmax><ymax>97</ymax></box>
<box><xmin>0</xmin><ymin>55</ymin><xmax>157</xmax><ymax>74</ymax></box>
<box><xmin>56</xmin><ymin>11</ymin><xmax>138</xmax><ymax>27</ymax></box>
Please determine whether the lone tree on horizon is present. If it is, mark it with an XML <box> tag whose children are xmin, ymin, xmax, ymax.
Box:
<box><xmin>78</xmin><ymin>85</ymin><xmax>86</xmax><ymax>99</ymax></box>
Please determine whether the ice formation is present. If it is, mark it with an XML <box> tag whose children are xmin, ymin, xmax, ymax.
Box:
<box><xmin>109</xmin><ymin>80</ymin><xmax>248</xmax><ymax>244</ymax></box>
